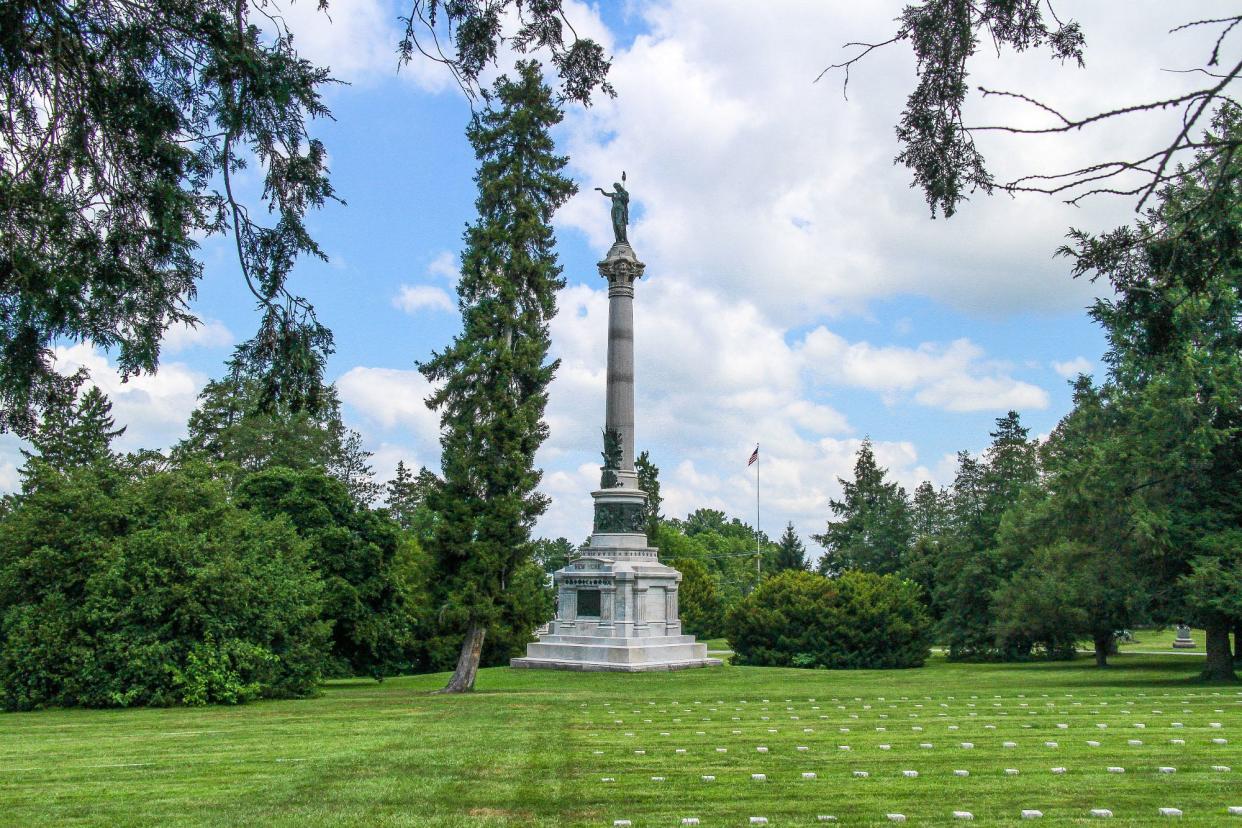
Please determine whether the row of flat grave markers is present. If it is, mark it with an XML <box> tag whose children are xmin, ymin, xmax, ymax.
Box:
<box><xmin>613</xmin><ymin>807</ymin><xmax>1242</xmax><ymax>824</ymax></box>
<box><xmin>582</xmin><ymin>691</ymin><xmax>1240</xmax><ymax>825</ymax></box>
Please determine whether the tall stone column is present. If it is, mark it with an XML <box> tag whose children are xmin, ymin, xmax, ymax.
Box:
<box><xmin>591</xmin><ymin>242</ymin><xmax>650</xmax><ymax>542</ymax></box>
<box><xmin>509</xmin><ymin>180</ymin><xmax>722</xmax><ymax>672</ymax></box>
<box><xmin>599</xmin><ymin>243</ymin><xmax>646</xmax><ymax>476</ymax></box>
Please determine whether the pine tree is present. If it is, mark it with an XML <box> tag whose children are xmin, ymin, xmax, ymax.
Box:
<box><xmin>773</xmin><ymin>522</ymin><xmax>808</xmax><ymax>572</ymax></box>
<box><xmin>813</xmin><ymin>439</ymin><xmax>912</xmax><ymax>576</ymax></box>
<box><xmin>935</xmin><ymin>413</ymin><xmax>1041</xmax><ymax>660</ymax></box>
<box><xmin>910</xmin><ymin>481</ymin><xmax>949</xmax><ymax>539</ymax></box>
<box><xmin>1061</xmin><ymin>105</ymin><xmax>1242</xmax><ymax>680</ymax></box>
<box><xmin>20</xmin><ymin>385</ymin><xmax>125</xmax><ymax>488</ymax></box>
<box><xmin>418</xmin><ymin>61</ymin><xmax>576</xmax><ymax>693</ymax></box>
<box><xmin>327</xmin><ymin>426</ymin><xmax>380</xmax><ymax>506</ymax></box>
<box><xmin>386</xmin><ymin>461</ymin><xmax>419</xmax><ymax>529</ymax></box>
<box><xmin>903</xmin><ymin>480</ymin><xmax>950</xmax><ymax>618</ymax></box>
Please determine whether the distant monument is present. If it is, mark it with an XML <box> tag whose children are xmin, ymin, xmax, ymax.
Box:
<box><xmin>512</xmin><ymin>175</ymin><xmax>720</xmax><ymax>672</ymax></box>
<box><xmin>1172</xmin><ymin>624</ymin><xmax>1196</xmax><ymax>649</ymax></box>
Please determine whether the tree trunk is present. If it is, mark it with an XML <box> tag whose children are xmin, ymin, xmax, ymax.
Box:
<box><xmin>1094</xmin><ymin>631</ymin><xmax>1112</xmax><ymax>667</ymax></box>
<box><xmin>1234</xmin><ymin>621</ymin><xmax>1242</xmax><ymax>662</ymax></box>
<box><xmin>438</xmin><ymin>621</ymin><xmax>486</xmax><ymax>694</ymax></box>
<box><xmin>1201</xmin><ymin>622</ymin><xmax>1238</xmax><ymax>682</ymax></box>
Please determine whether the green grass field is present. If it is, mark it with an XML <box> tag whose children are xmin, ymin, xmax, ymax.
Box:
<box><xmin>3</xmin><ymin>654</ymin><xmax>1240</xmax><ymax>826</ymax></box>
<box><xmin>1113</xmin><ymin>629</ymin><xmax>1207</xmax><ymax>654</ymax></box>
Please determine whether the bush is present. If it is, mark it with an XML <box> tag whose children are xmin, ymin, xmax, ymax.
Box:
<box><xmin>725</xmin><ymin>569</ymin><xmax>931</xmax><ymax>669</ymax></box>
<box><xmin>236</xmin><ymin>467</ymin><xmax>422</xmax><ymax>679</ymax></box>
<box><xmin>0</xmin><ymin>463</ymin><xmax>328</xmax><ymax>710</ymax></box>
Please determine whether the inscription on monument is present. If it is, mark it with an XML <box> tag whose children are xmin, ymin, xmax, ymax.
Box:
<box><xmin>578</xmin><ymin>589</ymin><xmax>602</xmax><ymax>617</ymax></box>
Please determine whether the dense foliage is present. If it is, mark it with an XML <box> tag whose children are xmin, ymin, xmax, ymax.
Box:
<box><xmin>1</xmin><ymin>0</ymin><xmax>612</xmax><ymax>435</ymax></box>
<box><xmin>0</xmin><ymin>463</ymin><xmax>327</xmax><ymax>710</ymax></box>
<box><xmin>671</xmin><ymin>557</ymin><xmax>726</xmax><ymax>639</ymax></box>
<box><xmin>727</xmin><ymin>570</ymin><xmax>931</xmax><ymax>670</ymax></box>
<box><xmin>236</xmin><ymin>467</ymin><xmax>418</xmax><ymax>679</ymax></box>
<box><xmin>813</xmin><ymin>439</ymin><xmax>911</xmax><ymax>576</ymax></box>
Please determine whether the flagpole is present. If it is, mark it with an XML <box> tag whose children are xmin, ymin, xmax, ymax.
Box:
<box><xmin>755</xmin><ymin>444</ymin><xmax>760</xmax><ymax>586</ymax></box>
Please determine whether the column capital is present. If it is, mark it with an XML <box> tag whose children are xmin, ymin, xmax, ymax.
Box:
<box><xmin>598</xmin><ymin>242</ymin><xmax>646</xmax><ymax>284</ymax></box>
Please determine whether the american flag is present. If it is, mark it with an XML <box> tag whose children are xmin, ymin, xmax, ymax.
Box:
<box><xmin>747</xmin><ymin>446</ymin><xmax>759</xmax><ymax>466</ymax></box>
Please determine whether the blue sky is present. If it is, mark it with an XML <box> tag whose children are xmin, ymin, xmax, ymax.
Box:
<box><xmin>11</xmin><ymin>0</ymin><xmax>1235</xmax><ymax>550</ymax></box>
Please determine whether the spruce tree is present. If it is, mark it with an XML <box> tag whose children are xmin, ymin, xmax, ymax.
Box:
<box><xmin>773</xmin><ymin>522</ymin><xmax>809</xmax><ymax>572</ymax></box>
<box><xmin>935</xmin><ymin>413</ymin><xmax>1041</xmax><ymax>660</ymax></box>
<box><xmin>419</xmin><ymin>61</ymin><xmax>575</xmax><ymax>693</ymax></box>
<box><xmin>813</xmin><ymin>439</ymin><xmax>912</xmax><ymax>576</ymax></box>
<box><xmin>20</xmin><ymin>385</ymin><xmax>125</xmax><ymax>488</ymax></box>
<box><xmin>385</xmin><ymin>461</ymin><xmax>439</xmax><ymax>534</ymax></box>
<box><xmin>385</xmin><ymin>461</ymin><xmax>419</xmax><ymax>529</ymax></box>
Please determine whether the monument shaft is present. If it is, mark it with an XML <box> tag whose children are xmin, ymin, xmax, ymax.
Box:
<box><xmin>605</xmin><ymin>276</ymin><xmax>637</xmax><ymax>471</ymax></box>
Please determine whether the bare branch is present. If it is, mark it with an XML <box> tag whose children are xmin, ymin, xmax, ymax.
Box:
<box><xmin>814</xmin><ymin>35</ymin><xmax>905</xmax><ymax>100</ymax></box>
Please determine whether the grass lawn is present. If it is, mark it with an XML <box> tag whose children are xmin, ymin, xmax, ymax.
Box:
<box><xmin>1114</xmin><ymin>628</ymin><xmax>1207</xmax><ymax>654</ymax></box>
<box><xmin>2</xmin><ymin>654</ymin><xmax>1240</xmax><ymax>826</ymax></box>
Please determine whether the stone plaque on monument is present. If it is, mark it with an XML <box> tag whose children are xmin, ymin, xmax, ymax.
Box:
<box><xmin>511</xmin><ymin>174</ymin><xmax>720</xmax><ymax>672</ymax></box>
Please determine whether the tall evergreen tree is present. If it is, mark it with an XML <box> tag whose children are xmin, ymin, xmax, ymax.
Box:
<box><xmin>813</xmin><ymin>439</ymin><xmax>912</xmax><ymax>576</ymax></box>
<box><xmin>902</xmin><ymin>480</ymin><xmax>949</xmax><ymax>614</ymax></box>
<box><xmin>910</xmin><ymin>481</ymin><xmax>949</xmax><ymax>539</ymax></box>
<box><xmin>935</xmin><ymin>413</ymin><xmax>1041</xmax><ymax>660</ymax></box>
<box><xmin>385</xmin><ymin>461</ymin><xmax>438</xmax><ymax>532</ymax></box>
<box><xmin>20</xmin><ymin>384</ymin><xmax>125</xmax><ymax>488</ymax></box>
<box><xmin>773</xmin><ymin>522</ymin><xmax>809</xmax><ymax>572</ymax></box>
<box><xmin>3</xmin><ymin>0</ymin><xmax>610</xmax><ymax>434</ymax></box>
<box><xmin>418</xmin><ymin>61</ymin><xmax>575</xmax><ymax>693</ymax></box>
<box><xmin>1062</xmin><ymin>104</ymin><xmax>1242</xmax><ymax>680</ymax></box>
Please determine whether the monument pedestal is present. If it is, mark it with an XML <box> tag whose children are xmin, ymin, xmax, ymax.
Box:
<box><xmin>512</xmin><ymin>536</ymin><xmax>720</xmax><ymax>672</ymax></box>
<box><xmin>512</xmin><ymin>237</ymin><xmax>719</xmax><ymax>673</ymax></box>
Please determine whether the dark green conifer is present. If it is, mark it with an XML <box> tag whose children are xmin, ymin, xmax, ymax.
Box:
<box><xmin>773</xmin><ymin>522</ymin><xmax>809</xmax><ymax>572</ymax></box>
<box><xmin>419</xmin><ymin>61</ymin><xmax>576</xmax><ymax>693</ymax></box>
<box><xmin>20</xmin><ymin>385</ymin><xmax>125</xmax><ymax>488</ymax></box>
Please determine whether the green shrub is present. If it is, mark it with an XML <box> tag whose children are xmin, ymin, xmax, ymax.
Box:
<box><xmin>726</xmin><ymin>569</ymin><xmax>932</xmax><ymax>669</ymax></box>
<box><xmin>236</xmin><ymin>467</ymin><xmax>423</xmax><ymax>679</ymax></box>
<box><xmin>0</xmin><ymin>463</ymin><xmax>328</xmax><ymax>710</ymax></box>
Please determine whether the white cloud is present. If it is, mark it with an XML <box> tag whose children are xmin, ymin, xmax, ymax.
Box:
<box><xmin>272</xmin><ymin>0</ymin><xmax>453</xmax><ymax>91</ymax></box>
<box><xmin>336</xmin><ymin>366</ymin><xmax>442</xmax><ymax>441</ymax></box>
<box><xmin>426</xmin><ymin>250</ymin><xmax>458</xmax><ymax>281</ymax></box>
<box><xmin>161</xmin><ymin>318</ymin><xmax>234</xmax><ymax>354</ymax></box>
<box><xmin>556</xmin><ymin>0</ymin><xmax>1233</xmax><ymax>320</ymax></box>
<box><xmin>1052</xmin><ymin>356</ymin><xmax>1093</xmax><ymax>378</ymax></box>
<box><xmin>531</xmin><ymin>276</ymin><xmax>1014</xmax><ymax>544</ymax></box>
<box><xmin>393</xmin><ymin>284</ymin><xmax>456</xmax><ymax>314</ymax></box>
<box><xmin>800</xmin><ymin>328</ymin><xmax>1049</xmax><ymax>412</ymax></box>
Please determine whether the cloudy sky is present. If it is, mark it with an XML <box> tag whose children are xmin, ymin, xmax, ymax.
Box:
<box><xmin>8</xmin><ymin>1</ymin><xmax>1236</xmax><ymax>552</ymax></box>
